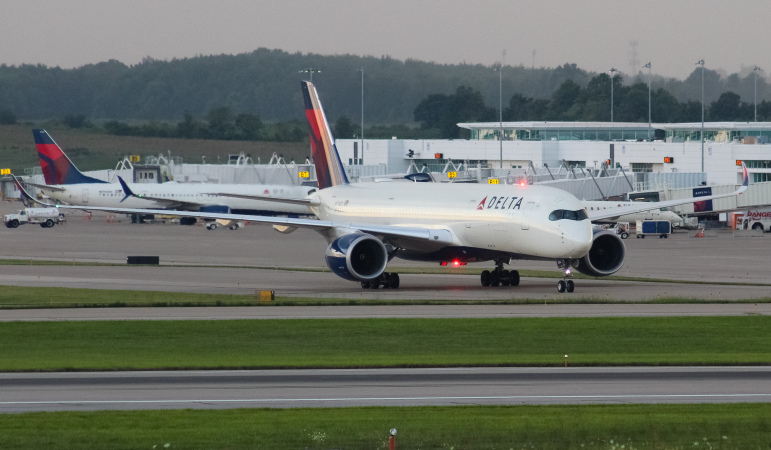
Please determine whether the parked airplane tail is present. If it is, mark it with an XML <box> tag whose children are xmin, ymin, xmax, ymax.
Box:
<box><xmin>33</xmin><ymin>129</ymin><xmax>107</xmax><ymax>185</ymax></box>
<box><xmin>301</xmin><ymin>81</ymin><xmax>349</xmax><ymax>189</ymax></box>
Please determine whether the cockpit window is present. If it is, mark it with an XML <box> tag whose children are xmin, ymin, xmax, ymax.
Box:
<box><xmin>549</xmin><ymin>209</ymin><xmax>588</xmax><ymax>221</ymax></box>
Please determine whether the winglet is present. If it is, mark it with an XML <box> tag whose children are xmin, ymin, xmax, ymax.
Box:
<box><xmin>117</xmin><ymin>176</ymin><xmax>137</xmax><ymax>203</ymax></box>
<box><xmin>301</xmin><ymin>81</ymin><xmax>349</xmax><ymax>189</ymax></box>
<box><xmin>739</xmin><ymin>162</ymin><xmax>749</xmax><ymax>194</ymax></box>
<box><xmin>11</xmin><ymin>174</ymin><xmax>56</xmax><ymax>207</ymax></box>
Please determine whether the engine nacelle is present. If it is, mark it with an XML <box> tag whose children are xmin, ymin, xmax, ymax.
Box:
<box><xmin>574</xmin><ymin>230</ymin><xmax>626</xmax><ymax>277</ymax></box>
<box><xmin>325</xmin><ymin>233</ymin><xmax>388</xmax><ymax>281</ymax></box>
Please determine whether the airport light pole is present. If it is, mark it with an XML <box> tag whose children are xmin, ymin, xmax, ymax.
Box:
<box><xmin>298</xmin><ymin>68</ymin><xmax>321</xmax><ymax>83</ymax></box>
<box><xmin>754</xmin><ymin>66</ymin><xmax>762</xmax><ymax>122</ymax></box>
<box><xmin>494</xmin><ymin>64</ymin><xmax>503</xmax><ymax>169</ymax></box>
<box><xmin>696</xmin><ymin>59</ymin><xmax>705</xmax><ymax>173</ymax></box>
<box><xmin>356</xmin><ymin>66</ymin><xmax>364</xmax><ymax>165</ymax></box>
<box><xmin>644</xmin><ymin>62</ymin><xmax>652</xmax><ymax>139</ymax></box>
<box><xmin>609</xmin><ymin>68</ymin><xmax>618</xmax><ymax>123</ymax></box>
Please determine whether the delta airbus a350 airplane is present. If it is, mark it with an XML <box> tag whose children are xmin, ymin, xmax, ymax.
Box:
<box><xmin>24</xmin><ymin>130</ymin><xmax>315</xmax><ymax>226</ymax></box>
<box><xmin>21</xmin><ymin>81</ymin><xmax>748</xmax><ymax>293</ymax></box>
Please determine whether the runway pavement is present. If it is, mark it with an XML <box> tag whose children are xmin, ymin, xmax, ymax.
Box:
<box><xmin>2</xmin><ymin>367</ymin><xmax>770</xmax><ymax>412</ymax></box>
<box><xmin>2</xmin><ymin>263</ymin><xmax>771</xmax><ymax>301</ymax></box>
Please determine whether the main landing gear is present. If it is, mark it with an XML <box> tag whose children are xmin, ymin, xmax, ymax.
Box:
<box><xmin>556</xmin><ymin>260</ymin><xmax>575</xmax><ymax>293</ymax></box>
<box><xmin>480</xmin><ymin>260</ymin><xmax>520</xmax><ymax>287</ymax></box>
<box><xmin>361</xmin><ymin>272</ymin><xmax>400</xmax><ymax>289</ymax></box>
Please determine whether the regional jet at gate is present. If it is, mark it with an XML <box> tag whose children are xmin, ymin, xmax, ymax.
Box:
<box><xmin>20</xmin><ymin>82</ymin><xmax>749</xmax><ymax>293</ymax></box>
<box><xmin>582</xmin><ymin>201</ymin><xmax>683</xmax><ymax>225</ymax></box>
<box><xmin>24</xmin><ymin>129</ymin><xmax>316</xmax><ymax>227</ymax></box>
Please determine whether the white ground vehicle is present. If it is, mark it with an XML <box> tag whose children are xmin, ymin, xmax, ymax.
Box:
<box><xmin>612</xmin><ymin>222</ymin><xmax>630</xmax><ymax>239</ymax></box>
<box><xmin>738</xmin><ymin>209</ymin><xmax>771</xmax><ymax>232</ymax></box>
<box><xmin>4</xmin><ymin>207</ymin><xmax>65</xmax><ymax>228</ymax></box>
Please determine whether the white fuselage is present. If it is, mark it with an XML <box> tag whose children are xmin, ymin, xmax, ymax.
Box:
<box><xmin>311</xmin><ymin>182</ymin><xmax>593</xmax><ymax>261</ymax></box>
<box><xmin>583</xmin><ymin>200</ymin><xmax>682</xmax><ymax>224</ymax></box>
<box><xmin>36</xmin><ymin>182</ymin><xmax>315</xmax><ymax>215</ymax></box>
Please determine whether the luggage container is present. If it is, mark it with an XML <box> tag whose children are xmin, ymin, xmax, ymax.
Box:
<box><xmin>635</xmin><ymin>220</ymin><xmax>671</xmax><ymax>239</ymax></box>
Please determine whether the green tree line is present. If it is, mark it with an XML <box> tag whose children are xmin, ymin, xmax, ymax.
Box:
<box><xmin>1</xmin><ymin>48</ymin><xmax>768</xmax><ymax>126</ymax></box>
<box><xmin>41</xmin><ymin>74</ymin><xmax>771</xmax><ymax>143</ymax></box>
<box><xmin>413</xmin><ymin>74</ymin><xmax>771</xmax><ymax>138</ymax></box>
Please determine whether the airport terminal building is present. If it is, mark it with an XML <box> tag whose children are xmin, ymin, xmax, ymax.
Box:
<box><xmin>336</xmin><ymin>121</ymin><xmax>771</xmax><ymax>186</ymax></box>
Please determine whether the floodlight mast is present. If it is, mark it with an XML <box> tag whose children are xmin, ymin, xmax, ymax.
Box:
<box><xmin>644</xmin><ymin>62</ymin><xmax>652</xmax><ymax>139</ymax></box>
<box><xmin>609</xmin><ymin>68</ymin><xmax>618</xmax><ymax>123</ymax></box>
<box><xmin>696</xmin><ymin>59</ymin><xmax>705</xmax><ymax>173</ymax></box>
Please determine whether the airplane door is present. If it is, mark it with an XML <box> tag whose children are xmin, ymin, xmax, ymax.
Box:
<box><xmin>521</xmin><ymin>202</ymin><xmax>535</xmax><ymax>230</ymax></box>
<box><xmin>82</xmin><ymin>189</ymin><xmax>89</xmax><ymax>204</ymax></box>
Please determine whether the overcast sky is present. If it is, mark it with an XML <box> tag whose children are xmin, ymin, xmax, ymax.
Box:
<box><xmin>2</xmin><ymin>0</ymin><xmax>769</xmax><ymax>80</ymax></box>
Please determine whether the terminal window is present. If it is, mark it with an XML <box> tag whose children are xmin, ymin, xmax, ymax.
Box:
<box><xmin>631</xmin><ymin>163</ymin><xmax>653</xmax><ymax>173</ymax></box>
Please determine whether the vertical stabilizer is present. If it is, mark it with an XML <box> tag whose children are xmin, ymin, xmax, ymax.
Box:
<box><xmin>33</xmin><ymin>129</ymin><xmax>107</xmax><ymax>185</ymax></box>
<box><xmin>301</xmin><ymin>81</ymin><xmax>349</xmax><ymax>189</ymax></box>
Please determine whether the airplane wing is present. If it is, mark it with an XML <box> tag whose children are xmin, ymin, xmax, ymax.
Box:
<box><xmin>117</xmin><ymin>177</ymin><xmax>317</xmax><ymax>211</ymax></box>
<box><xmin>588</xmin><ymin>164</ymin><xmax>749</xmax><ymax>221</ymax></box>
<box><xmin>115</xmin><ymin>176</ymin><xmax>210</xmax><ymax>209</ymax></box>
<box><xmin>205</xmin><ymin>192</ymin><xmax>319</xmax><ymax>207</ymax></box>
<box><xmin>18</xmin><ymin>180</ymin><xmax>66</xmax><ymax>192</ymax></box>
<box><xmin>56</xmin><ymin>203</ymin><xmax>453</xmax><ymax>243</ymax></box>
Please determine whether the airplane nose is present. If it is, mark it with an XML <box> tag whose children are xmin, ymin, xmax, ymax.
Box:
<box><xmin>563</xmin><ymin>224</ymin><xmax>593</xmax><ymax>257</ymax></box>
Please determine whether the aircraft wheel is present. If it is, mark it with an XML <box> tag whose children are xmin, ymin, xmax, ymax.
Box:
<box><xmin>510</xmin><ymin>270</ymin><xmax>520</xmax><ymax>286</ymax></box>
<box><xmin>490</xmin><ymin>272</ymin><xmax>500</xmax><ymax>287</ymax></box>
<box><xmin>557</xmin><ymin>280</ymin><xmax>566</xmax><ymax>293</ymax></box>
<box><xmin>360</xmin><ymin>281</ymin><xmax>371</xmax><ymax>289</ymax></box>
<box><xmin>566</xmin><ymin>280</ymin><xmax>575</xmax><ymax>293</ymax></box>
<box><xmin>500</xmin><ymin>270</ymin><xmax>510</xmax><ymax>286</ymax></box>
<box><xmin>480</xmin><ymin>270</ymin><xmax>491</xmax><ymax>287</ymax></box>
<box><xmin>389</xmin><ymin>273</ymin><xmax>400</xmax><ymax>289</ymax></box>
<box><xmin>369</xmin><ymin>279</ymin><xmax>380</xmax><ymax>289</ymax></box>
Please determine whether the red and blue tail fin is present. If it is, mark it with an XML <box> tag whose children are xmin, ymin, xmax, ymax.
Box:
<box><xmin>301</xmin><ymin>81</ymin><xmax>349</xmax><ymax>189</ymax></box>
<box><xmin>739</xmin><ymin>162</ymin><xmax>749</xmax><ymax>194</ymax></box>
<box><xmin>33</xmin><ymin>129</ymin><xmax>107</xmax><ymax>185</ymax></box>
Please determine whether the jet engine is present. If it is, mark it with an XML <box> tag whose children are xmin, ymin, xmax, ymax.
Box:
<box><xmin>574</xmin><ymin>230</ymin><xmax>626</xmax><ymax>277</ymax></box>
<box><xmin>325</xmin><ymin>233</ymin><xmax>388</xmax><ymax>281</ymax></box>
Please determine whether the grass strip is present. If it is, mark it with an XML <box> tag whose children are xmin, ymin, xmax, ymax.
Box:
<box><xmin>1</xmin><ymin>317</ymin><xmax>769</xmax><ymax>371</ymax></box>
<box><xmin>2</xmin><ymin>284</ymin><xmax>771</xmax><ymax>309</ymax></box>
<box><xmin>1</xmin><ymin>404</ymin><xmax>769</xmax><ymax>449</ymax></box>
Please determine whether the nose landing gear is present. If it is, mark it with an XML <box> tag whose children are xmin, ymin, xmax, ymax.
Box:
<box><xmin>556</xmin><ymin>260</ymin><xmax>575</xmax><ymax>293</ymax></box>
<box><xmin>480</xmin><ymin>260</ymin><xmax>520</xmax><ymax>287</ymax></box>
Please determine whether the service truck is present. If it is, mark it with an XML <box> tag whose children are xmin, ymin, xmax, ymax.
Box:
<box><xmin>4</xmin><ymin>207</ymin><xmax>64</xmax><ymax>228</ymax></box>
<box><xmin>738</xmin><ymin>208</ymin><xmax>771</xmax><ymax>232</ymax></box>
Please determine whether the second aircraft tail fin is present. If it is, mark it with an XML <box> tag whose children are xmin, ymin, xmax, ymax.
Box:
<box><xmin>34</xmin><ymin>129</ymin><xmax>107</xmax><ymax>185</ymax></box>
